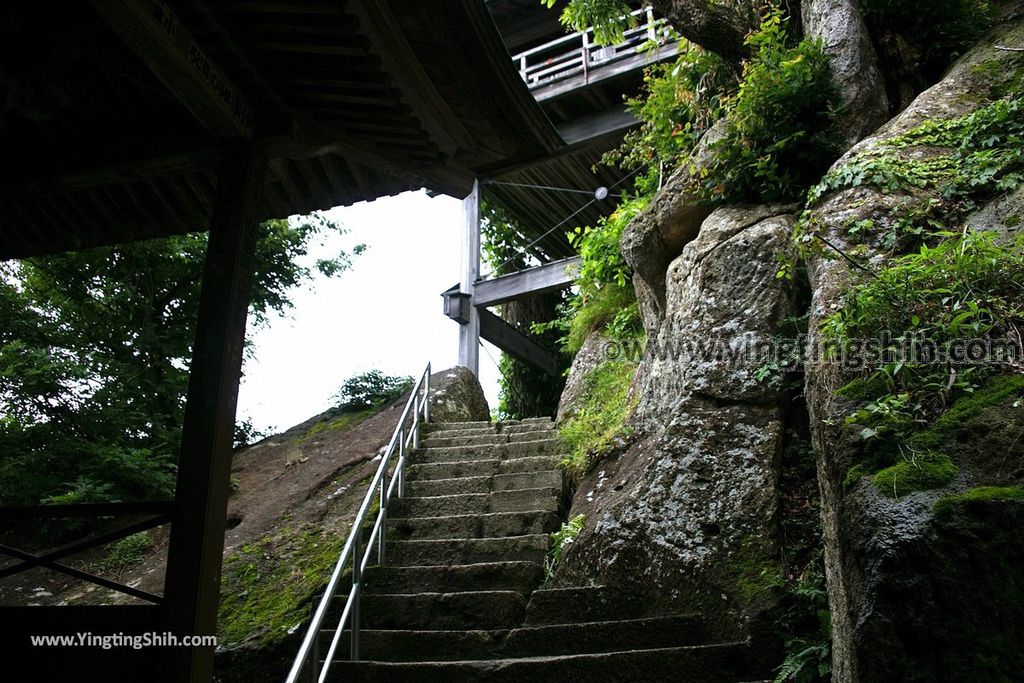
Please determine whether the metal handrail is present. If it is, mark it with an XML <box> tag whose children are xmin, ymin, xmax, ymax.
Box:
<box><xmin>511</xmin><ymin>7</ymin><xmax>667</xmax><ymax>89</ymax></box>
<box><xmin>285</xmin><ymin>363</ymin><xmax>431</xmax><ymax>683</ymax></box>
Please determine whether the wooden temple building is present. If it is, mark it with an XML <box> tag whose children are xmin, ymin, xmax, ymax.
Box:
<box><xmin>0</xmin><ymin>1</ymin><xmax>674</xmax><ymax>680</ymax></box>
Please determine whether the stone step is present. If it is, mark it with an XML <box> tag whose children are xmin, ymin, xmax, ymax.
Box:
<box><xmin>405</xmin><ymin>456</ymin><xmax>560</xmax><ymax>481</ymax></box>
<box><xmin>421</xmin><ymin>430</ymin><xmax>558</xmax><ymax>449</ymax></box>
<box><xmin>333</xmin><ymin>591</ymin><xmax>527</xmax><ymax>630</ymax></box>
<box><xmin>427</xmin><ymin>423</ymin><xmax>556</xmax><ymax>440</ymax></box>
<box><xmin>363</xmin><ymin>562</ymin><xmax>543</xmax><ymax>595</ymax></box>
<box><xmin>324</xmin><ymin>643</ymin><xmax>759</xmax><ymax>682</ymax></box>
<box><xmin>320</xmin><ymin>616</ymin><xmax>709</xmax><ymax>662</ymax></box>
<box><xmin>414</xmin><ymin>438</ymin><xmax>561</xmax><ymax>465</ymax></box>
<box><xmin>389</xmin><ymin>510</ymin><xmax>560</xmax><ymax>540</ymax></box>
<box><xmin>524</xmin><ymin>586</ymin><xmax>652</xmax><ymax>625</ymax></box>
<box><xmin>424</xmin><ymin>418</ymin><xmax>552</xmax><ymax>432</ymax></box>
<box><xmin>386</xmin><ymin>534</ymin><xmax>548</xmax><ymax>566</ymax></box>
<box><xmin>403</xmin><ymin>470</ymin><xmax>563</xmax><ymax>497</ymax></box>
<box><xmin>320</xmin><ymin>629</ymin><xmax>504</xmax><ymax>663</ymax></box>
<box><xmin>392</xmin><ymin>487</ymin><xmax>561</xmax><ymax>517</ymax></box>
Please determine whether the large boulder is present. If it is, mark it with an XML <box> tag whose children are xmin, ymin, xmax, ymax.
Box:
<box><xmin>426</xmin><ymin>366</ymin><xmax>490</xmax><ymax>423</ymax></box>
<box><xmin>802</xmin><ymin>0</ymin><xmax>890</xmax><ymax>145</ymax></box>
<box><xmin>804</xmin><ymin>21</ymin><xmax>1024</xmax><ymax>682</ymax></box>
<box><xmin>554</xmin><ymin>207</ymin><xmax>797</xmax><ymax>637</ymax></box>
<box><xmin>620</xmin><ymin>121</ymin><xmax>726</xmax><ymax>336</ymax></box>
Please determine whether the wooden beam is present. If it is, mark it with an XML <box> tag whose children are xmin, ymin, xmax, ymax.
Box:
<box><xmin>478</xmin><ymin>308</ymin><xmax>559</xmax><ymax>376</ymax></box>
<box><xmin>556</xmin><ymin>105</ymin><xmax>639</xmax><ymax>147</ymax></box>
<box><xmin>474</xmin><ymin>256</ymin><xmax>581</xmax><ymax>308</ymax></box>
<box><xmin>347</xmin><ymin>0</ymin><xmax>476</xmax><ymax>157</ymax></box>
<box><xmin>90</xmin><ymin>0</ymin><xmax>256</xmax><ymax>139</ymax></box>
<box><xmin>458</xmin><ymin>179</ymin><xmax>481</xmax><ymax>376</ymax></box>
<box><xmin>162</xmin><ymin>141</ymin><xmax>265</xmax><ymax>682</ymax></box>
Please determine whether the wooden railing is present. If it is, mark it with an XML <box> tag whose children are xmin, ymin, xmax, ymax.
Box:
<box><xmin>0</xmin><ymin>501</ymin><xmax>174</xmax><ymax>603</ymax></box>
<box><xmin>511</xmin><ymin>7</ymin><xmax>669</xmax><ymax>90</ymax></box>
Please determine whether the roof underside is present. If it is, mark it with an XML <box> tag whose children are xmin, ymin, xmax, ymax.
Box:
<box><xmin>1</xmin><ymin>0</ymin><xmax>664</xmax><ymax>265</ymax></box>
<box><xmin>0</xmin><ymin>0</ymin><xmax>561</xmax><ymax>259</ymax></box>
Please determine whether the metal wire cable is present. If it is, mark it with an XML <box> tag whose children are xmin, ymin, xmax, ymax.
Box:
<box><xmin>482</xmin><ymin>164</ymin><xmax>644</xmax><ymax>279</ymax></box>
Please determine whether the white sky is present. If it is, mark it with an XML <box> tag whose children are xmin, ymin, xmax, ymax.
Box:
<box><xmin>236</xmin><ymin>190</ymin><xmax>502</xmax><ymax>435</ymax></box>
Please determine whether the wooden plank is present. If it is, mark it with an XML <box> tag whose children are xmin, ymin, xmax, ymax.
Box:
<box><xmin>162</xmin><ymin>141</ymin><xmax>265</xmax><ymax>682</ymax></box>
<box><xmin>0</xmin><ymin>501</ymin><xmax>174</xmax><ymax>519</ymax></box>
<box><xmin>478</xmin><ymin>308</ymin><xmax>559</xmax><ymax>376</ymax></box>
<box><xmin>474</xmin><ymin>256</ymin><xmax>581</xmax><ymax>308</ymax></box>
<box><xmin>90</xmin><ymin>0</ymin><xmax>256</xmax><ymax>138</ymax></box>
<box><xmin>556</xmin><ymin>105</ymin><xmax>639</xmax><ymax>147</ymax></box>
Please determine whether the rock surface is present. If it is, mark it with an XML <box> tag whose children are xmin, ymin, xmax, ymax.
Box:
<box><xmin>554</xmin><ymin>207</ymin><xmax>797</xmax><ymax>637</ymax></box>
<box><xmin>556</xmin><ymin>330</ymin><xmax>610</xmax><ymax>424</ymax></box>
<box><xmin>427</xmin><ymin>366</ymin><xmax>491</xmax><ymax>423</ymax></box>
<box><xmin>802</xmin><ymin>0</ymin><xmax>890</xmax><ymax>145</ymax></box>
<box><xmin>620</xmin><ymin>121</ymin><xmax>725</xmax><ymax>335</ymax></box>
<box><xmin>804</xmin><ymin>22</ymin><xmax>1024</xmax><ymax>682</ymax></box>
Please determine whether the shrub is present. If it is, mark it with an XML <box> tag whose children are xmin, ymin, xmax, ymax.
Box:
<box><xmin>545</xmin><ymin>514</ymin><xmax>585</xmax><ymax>582</ymax></box>
<box><xmin>823</xmin><ymin>231</ymin><xmax>1023</xmax><ymax>488</ymax></box>
<box><xmin>331</xmin><ymin>370</ymin><xmax>413</xmax><ymax>412</ymax></box>
<box><xmin>544</xmin><ymin>196</ymin><xmax>647</xmax><ymax>353</ymax></box>
<box><xmin>699</xmin><ymin>11</ymin><xmax>841</xmax><ymax>203</ymax></box>
<box><xmin>606</xmin><ymin>46</ymin><xmax>733</xmax><ymax>195</ymax></box>
<box><xmin>94</xmin><ymin>532</ymin><xmax>153</xmax><ymax>574</ymax></box>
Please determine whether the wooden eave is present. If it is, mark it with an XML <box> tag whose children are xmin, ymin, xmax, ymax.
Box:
<box><xmin>0</xmin><ymin>0</ymin><xmax>561</xmax><ymax>259</ymax></box>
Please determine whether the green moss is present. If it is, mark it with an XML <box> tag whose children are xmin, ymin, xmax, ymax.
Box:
<box><xmin>809</xmin><ymin>96</ymin><xmax>1024</xmax><ymax>206</ymax></box>
<box><xmin>934</xmin><ymin>485</ymin><xmax>1024</xmax><ymax>517</ymax></box>
<box><xmin>873</xmin><ymin>451</ymin><xmax>958</xmax><ymax>498</ymax></box>
<box><xmin>844</xmin><ymin>463</ymin><xmax>872</xmax><ymax>489</ymax></box>
<box><xmin>972</xmin><ymin>61</ymin><xmax>1024</xmax><ymax>100</ymax></box>
<box><xmin>726</xmin><ymin>538</ymin><xmax>783</xmax><ymax>604</ymax></box>
<box><xmin>836</xmin><ymin>374</ymin><xmax>890</xmax><ymax>403</ymax></box>
<box><xmin>566</xmin><ymin>286</ymin><xmax>640</xmax><ymax>353</ymax></box>
<box><xmin>909</xmin><ymin>375</ymin><xmax>1024</xmax><ymax>453</ymax></box>
<box><xmin>218</xmin><ymin>525</ymin><xmax>346</xmax><ymax>647</ymax></box>
<box><xmin>300</xmin><ymin>408</ymin><xmax>372</xmax><ymax>442</ymax></box>
<box><xmin>558</xmin><ymin>360</ymin><xmax>638</xmax><ymax>481</ymax></box>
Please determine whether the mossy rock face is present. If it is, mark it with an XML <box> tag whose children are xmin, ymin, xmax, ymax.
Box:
<box><xmin>854</xmin><ymin>499</ymin><xmax>1024</xmax><ymax>681</ymax></box>
<box><xmin>934</xmin><ymin>484</ymin><xmax>1024</xmax><ymax>517</ymax></box>
<box><xmin>872</xmin><ymin>452</ymin><xmax>958</xmax><ymax>498</ymax></box>
<box><xmin>844</xmin><ymin>375</ymin><xmax>1024</xmax><ymax>493</ymax></box>
<box><xmin>907</xmin><ymin>375</ymin><xmax>1024</xmax><ymax>483</ymax></box>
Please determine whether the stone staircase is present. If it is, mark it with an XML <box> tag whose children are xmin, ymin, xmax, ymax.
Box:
<box><xmin>318</xmin><ymin>418</ymin><xmax>771</xmax><ymax>682</ymax></box>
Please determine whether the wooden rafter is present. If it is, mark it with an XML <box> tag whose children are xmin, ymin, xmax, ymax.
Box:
<box><xmin>90</xmin><ymin>0</ymin><xmax>256</xmax><ymax>139</ymax></box>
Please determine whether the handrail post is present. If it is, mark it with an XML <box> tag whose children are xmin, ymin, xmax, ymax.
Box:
<box><xmin>378</xmin><ymin>465</ymin><xmax>388</xmax><ymax>566</ymax></box>
<box><xmin>308</xmin><ymin>636</ymin><xmax>319</xmax><ymax>683</ymax></box>
<box><xmin>350</xmin><ymin>532</ymin><xmax>361</xmax><ymax>661</ymax></box>
<box><xmin>424</xmin><ymin>367</ymin><xmax>430</xmax><ymax>422</ymax></box>
<box><xmin>412</xmin><ymin>397</ymin><xmax>420</xmax><ymax>450</ymax></box>
<box><xmin>581</xmin><ymin>30</ymin><xmax>590</xmax><ymax>83</ymax></box>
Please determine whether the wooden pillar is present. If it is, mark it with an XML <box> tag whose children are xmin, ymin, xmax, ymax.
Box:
<box><xmin>162</xmin><ymin>141</ymin><xmax>265</xmax><ymax>682</ymax></box>
<box><xmin>458</xmin><ymin>179</ymin><xmax>481</xmax><ymax>376</ymax></box>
